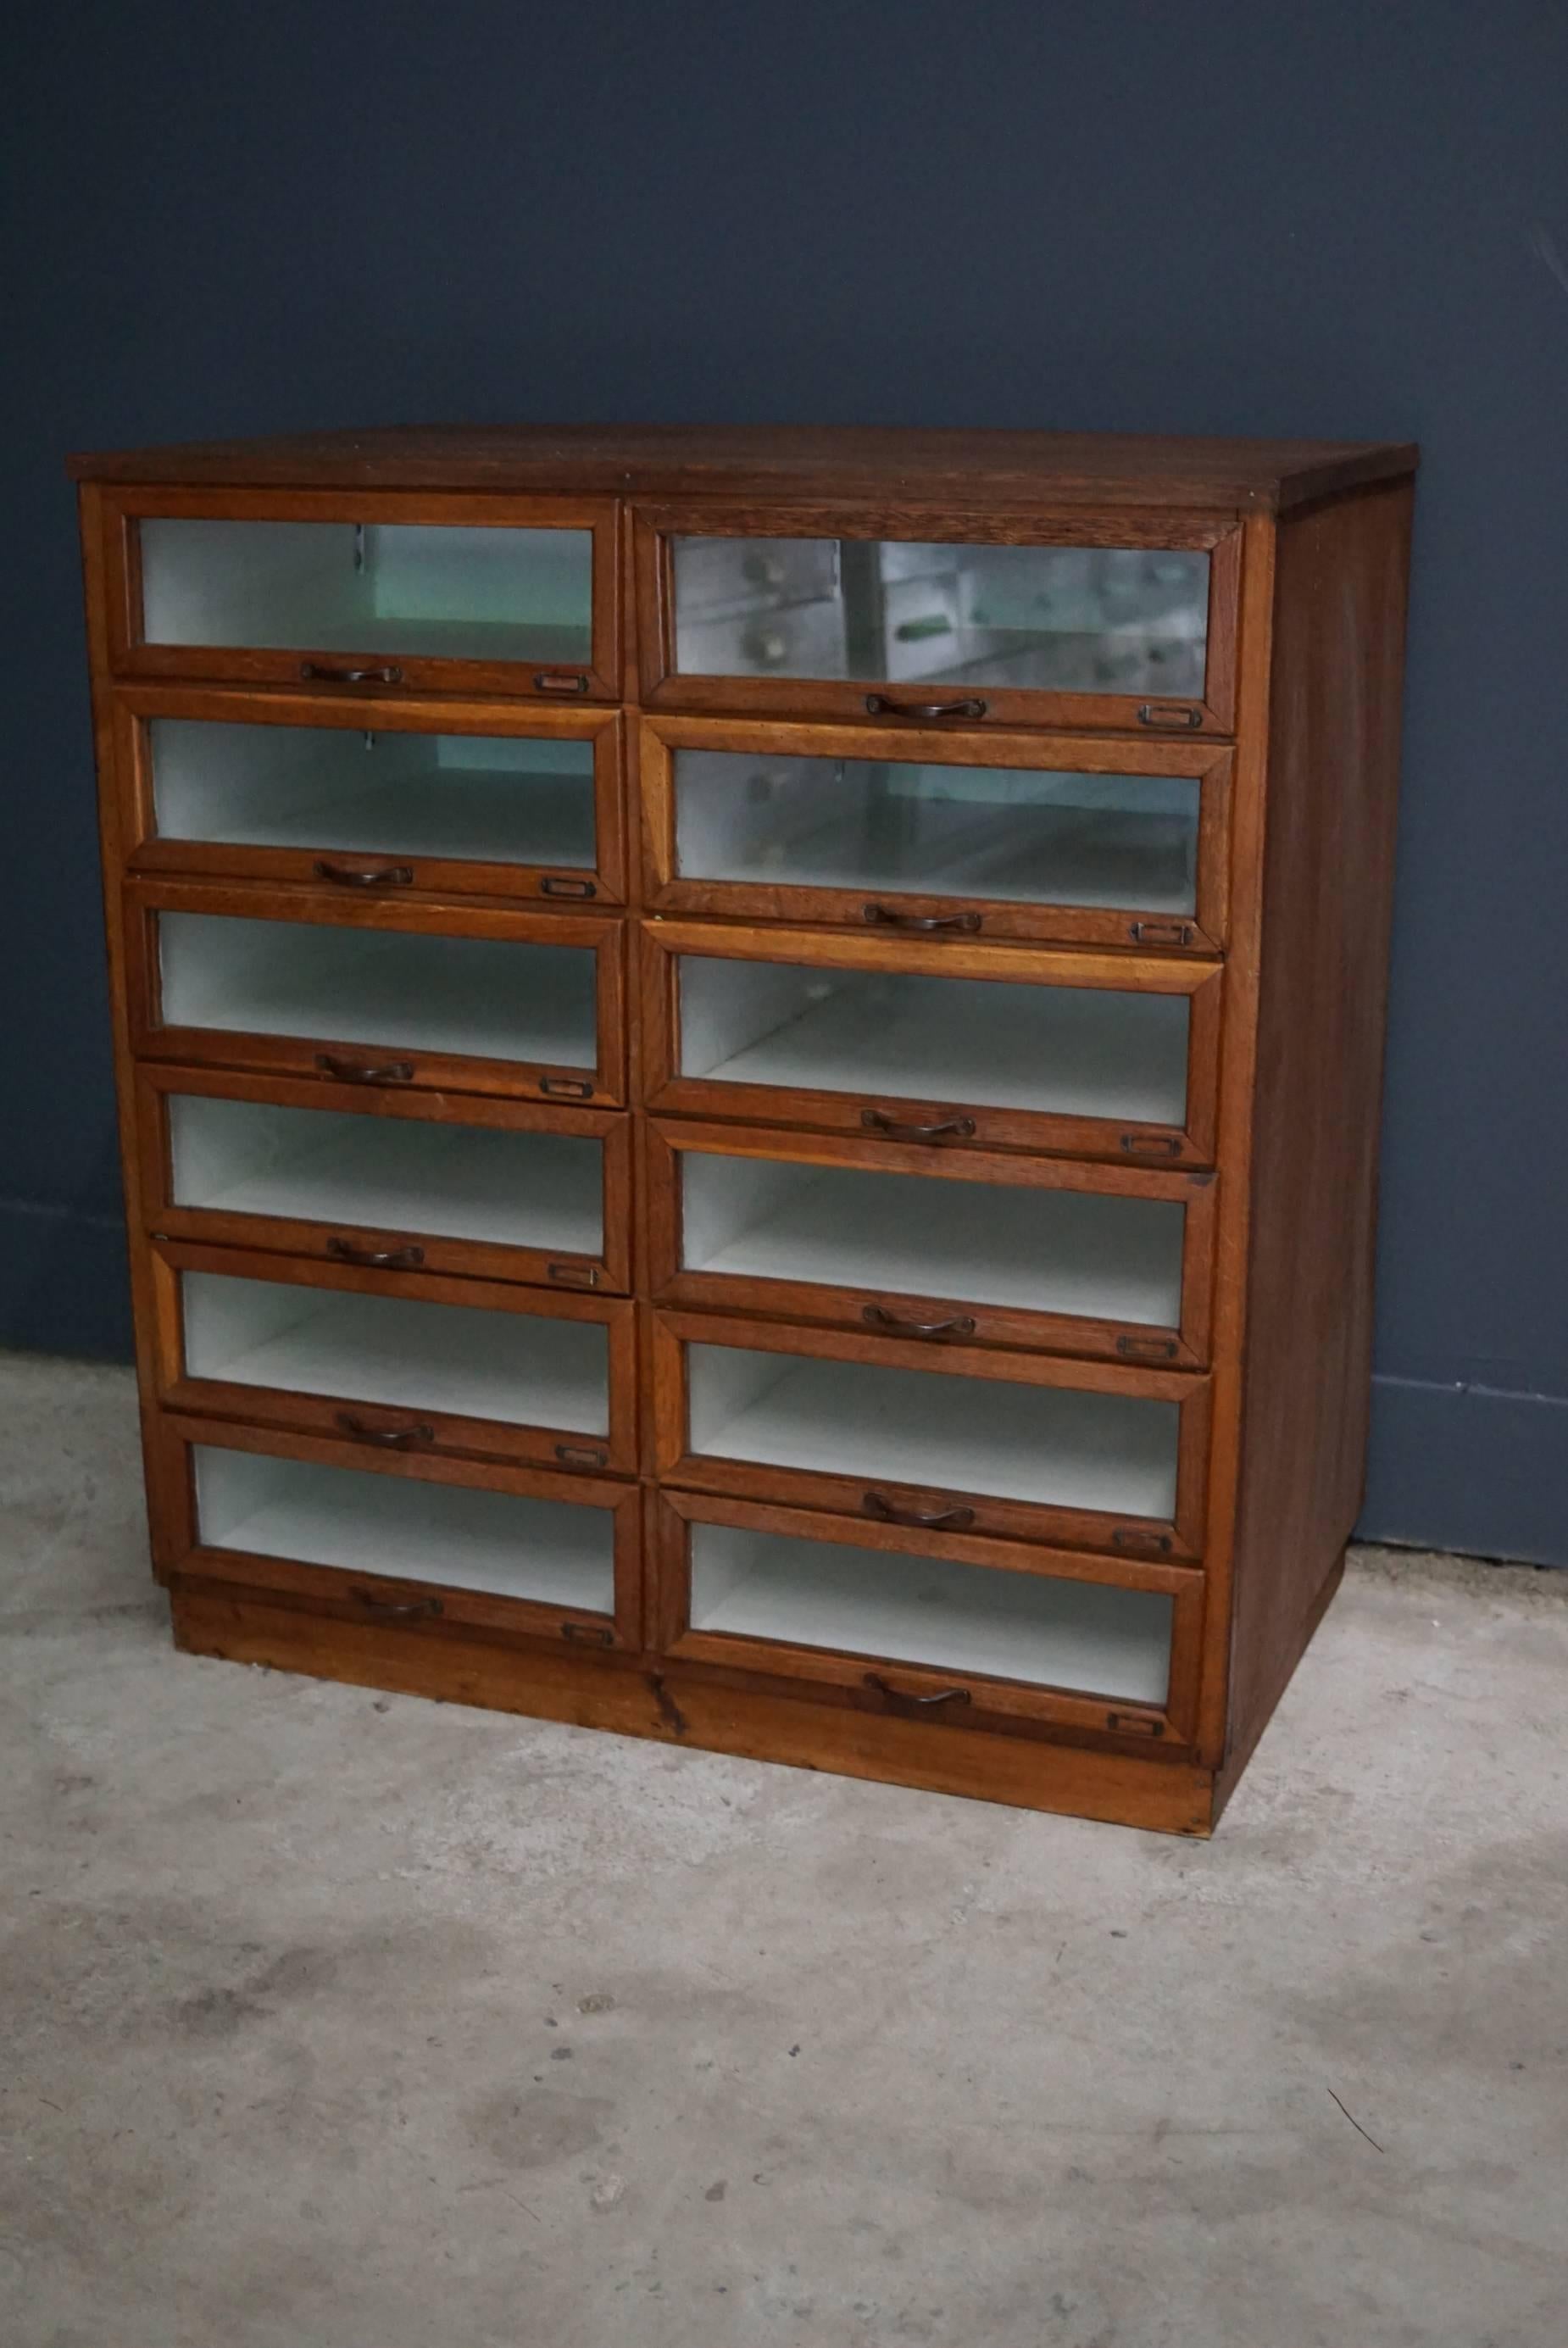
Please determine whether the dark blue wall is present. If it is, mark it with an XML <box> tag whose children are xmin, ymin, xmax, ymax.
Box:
<box><xmin>6</xmin><ymin>3</ymin><xmax>1567</xmax><ymax>1559</ymax></box>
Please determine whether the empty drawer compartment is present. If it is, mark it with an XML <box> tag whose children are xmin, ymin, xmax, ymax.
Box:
<box><xmin>142</xmin><ymin>1069</ymin><xmax>629</xmax><ymax>1291</ymax></box>
<box><xmin>652</xmin><ymin>1310</ymin><xmax>1209</xmax><ymax>1557</ymax></box>
<box><xmin>653</xmin><ymin>1490</ymin><xmax>1202</xmax><ymax>1742</ymax></box>
<box><xmin>647</xmin><ymin>1121</ymin><xmax>1213</xmax><ymax>1363</ymax></box>
<box><xmin>154</xmin><ymin>1243</ymin><xmax>636</xmax><ymax>1473</ymax></box>
<box><xmin>158</xmin><ymin>1415</ymin><xmax>641</xmax><ymax>1646</ymax></box>
<box><xmin>130</xmin><ymin>883</ymin><xmax>625</xmax><ymax>1103</ymax></box>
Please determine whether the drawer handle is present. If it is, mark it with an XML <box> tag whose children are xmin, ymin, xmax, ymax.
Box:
<box><xmin>865</xmin><ymin>1672</ymin><xmax>972</xmax><ymax>1710</ymax></box>
<box><xmin>862</xmin><ymin>1491</ymin><xmax>976</xmax><ymax>1531</ymax></box>
<box><xmin>351</xmin><ymin>1588</ymin><xmax>443</xmax><ymax>1620</ymax></box>
<box><xmin>861</xmin><ymin>1305</ymin><xmax>976</xmax><ymax>1339</ymax></box>
<box><xmin>336</xmin><ymin>1410</ymin><xmax>435</xmax><ymax>1450</ymax></box>
<box><xmin>863</xmin><ymin>903</ymin><xmax>981</xmax><ymax>935</ymax></box>
<box><xmin>534</xmin><ymin>671</ymin><xmax>590</xmax><ymax>695</ymax></box>
<box><xmin>1137</xmin><ymin>704</ymin><xmax>1203</xmax><ymax>731</ymax></box>
<box><xmin>315</xmin><ymin>1054</ymin><xmax>414</xmax><ymax>1086</ymax></box>
<box><xmin>861</xmin><ymin>1110</ymin><xmax>976</xmax><ymax>1143</ymax></box>
<box><xmin>312</xmin><ymin>860</ymin><xmax>414</xmax><ymax>889</ymax></box>
<box><xmin>864</xmin><ymin>694</ymin><xmax>987</xmax><ymax>721</ymax></box>
<box><xmin>325</xmin><ymin>1238</ymin><xmax>425</xmax><ymax>1270</ymax></box>
<box><xmin>299</xmin><ymin>662</ymin><xmax>403</xmax><ymax>685</ymax></box>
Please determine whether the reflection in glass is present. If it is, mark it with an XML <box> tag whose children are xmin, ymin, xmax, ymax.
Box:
<box><xmin>673</xmin><ymin>537</ymin><xmax>1207</xmax><ymax>696</ymax></box>
<box><xmin>675</xmin><ymin>749</ymin><xmax>1198</xmax><ymax>912</ymax></box>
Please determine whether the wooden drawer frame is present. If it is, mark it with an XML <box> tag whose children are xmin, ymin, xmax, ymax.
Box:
<box><xmin>108</xmin><ymin>683</ymin><xmax>627</xmax><ymax>908</ymax></box>
<box><xmin>125</xmin><ymin>877</ymin><xmax>628</xmax><ymax>1107</ymax></box>
<box><xmin>134</xmin><ymin>1063</ymin><xmax>631</xmax><ymax>1295</ymax></box>
<box><xmin>96</xmin><ymin>485</ymin><xmax>622</xmax><ymax>703</ymax></box>
<box><xmin>638</xmin><ymin>713</ymin><xmax>1232</xmax><ymax>952</ymax></box>
<box><xmin>149</xmin><ymin>1238</ymin><xmax>638</xmax><ymax>1475</ymax></box>
<box><xmin>642</xmin><ymin>1116</ymin><xmax>1216</xmax><ymax>1367</ymax></box>
<box><xmin>649</xmin><ymin>1307</ymin><xmax>1211</xmax><ymax>1561</ymax></box>
<box><xmin>650</xmin><ymin>1487</ymin><xmax>1204</xmax><ymax>1749</ymax></box>
<box><xmin>640</xmin><ymin>919</ymin><xmax>1222</xmax><ymax>1166</ymax></box>
<box><xmin>156</xmin><ymin>1411</ymin><xmax>642</xmax><ymax>1650</ymax></box>
<box><xmin>632</xmin><ymin>500</ymin><xmax>1242</xmax><ymax>736</ymax></box>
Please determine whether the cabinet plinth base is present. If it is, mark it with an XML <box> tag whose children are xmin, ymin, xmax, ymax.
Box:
<box><xmin>168</xmin><ymin>1580</ymin><xmax>1219</xmax><ymax>1835</ymax></box>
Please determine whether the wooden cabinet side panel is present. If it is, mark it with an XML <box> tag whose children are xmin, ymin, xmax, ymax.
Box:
<box><xmin>1224</xmin><ymin>479</ymin><xmax>1415</xmax><ymax>1772</ymax></box>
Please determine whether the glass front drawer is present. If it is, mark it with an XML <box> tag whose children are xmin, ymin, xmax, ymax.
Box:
<box><xmin>157</xmin><ymin>1244</ymin><xmax>631</xmax><ymax>1472</ymax></box>
<box><xmin>132</xmin><ymin>886</ymin><xmax>624</xmax><ymax>1103</ymax></box>
<box><xmin>642</xmin><ymin>717</ymin><xmax>1226</xmax><ymax>947</ymax></box>
<box><xmin>142</xmin><ymin>1069</ymin><xmax>627</xmax><ymax>1291</ymax></box>
<box><xmin>117</xmin><ymin>692</ymin><xmax>622</xmax><ymax>904</ymax></box>
<box><xmin>643</xmin><ymin>921</ymin><xmax>1219</xmax><ymax>1161</ymax></box>
<box><xmin>673</xmin><ymin>537</ymin><xmax>1207</xmax><ymax>693</ymax></box>
<box><xmin>637</xmin><ymin>509</ymin><xmax>1239</xmax><ymax>731</ymax></box>
<box><xmin>653</xmin><ymin>1493</ymin><xmax>1202</xmax><ymax>1741</ymax></box>
<box><xmin>645</xmin><ymin>1121</ymin><xmax>1212</xmax><ymax>1364</ymax></box>
<box><xmin>688</xmin><ymin>1520</ymin><xmax>1172</xmax><ymax>1702</ymax></box>
<box><xmin>108</xmin><ymin>492</ymin><xmax>618</xmax><ymax>698</ymax></box>
<box><xmin>652</xmin><ymin>1310</ymin><xmax>1208</xmax><ymax>1556</ymax></box>
<box><xmin>165</xmin><ymin>1419</ymin><xmax>639</xmax><ymax>1644</ymax></box>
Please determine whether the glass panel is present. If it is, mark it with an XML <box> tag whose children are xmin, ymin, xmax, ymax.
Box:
<box><xmin>672</xmin><ymin>537</ymin><xmax>1207</xmax><ymax>696</ymax></box>
<box><xmin>689</xmin><ymin>1521</ymin><xmax>1171</xmax><ymax>1700</ymax></box>
<box><xmin>151</xmin><ymin>721</ymin><xmax>596</xmax><ymax>868</ymax></box>
<box><xmin>169</xmin><ymin>1093</ymin><xmax>603</xmax><ymax>1255</ymax></box>
<box><xmin>677</xmin><ymin>955</ymin><xmax>1188</xmax><ymax>1124</ymax></box>
<box><xmin>681</xmin><ymin>1151</ymin><xmax>1184</xmax><ymax>1327</ymax></box>
<box><xmin>182</xmin><ymin>1271</ymin><xmax>609</xmax><ymax>1433</ymax></box>
<box><xmin>141</xmin><ymin>520</ymin><xmax>593</xmax><ymax>665</ymax></box>
<box><xmin>687</xmin><ymin>1344</ymin><xmax>1181</xmax><ymax>1519</ymax></box>
<box><xmin>159</xmin><ymin>913</ymin><xmax>598</xmax><ymax>1067</ymax></box>
<box><xmin>194</xmin><ymin>1445</ymin><xmax>615</xmax><ymax>1608</ymax></box>
<box><xmin>674</xmin><ymin>748</ymin><xmax>1198</xmax><ymax>912</ymax></box>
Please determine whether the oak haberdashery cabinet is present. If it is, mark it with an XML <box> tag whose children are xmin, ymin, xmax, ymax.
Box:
<box><xmin>70</xmin><ymin>426</ymin><xmax>1416</xmax><ymax>1834</ymax></box>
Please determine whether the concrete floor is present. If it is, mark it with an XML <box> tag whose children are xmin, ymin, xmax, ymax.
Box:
<box><xmin>3</xmin><ymin>1354</ymin><xmax>1566</xmax><ymax>2348</ymax></box>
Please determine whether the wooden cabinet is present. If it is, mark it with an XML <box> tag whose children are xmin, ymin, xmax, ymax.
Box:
<box><xmin>73</xmin><ymin>424</ymin><xmax>1417</xmax><ymax>1834</ymax></box>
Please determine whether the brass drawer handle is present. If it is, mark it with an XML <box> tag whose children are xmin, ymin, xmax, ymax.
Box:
<box><xmin>861</xmin><ymin>1305</ymin><xmax>976</xmax><ymax>1339</ymax></box>
<box><xmin>325</xmin><ymin>1238</ymin><xmax>425</xmax><ymax>1270</ymax></box>
<box><xmin>312</xmin><ymin>860</ymin><xmax>414</xmax><ymax>888</ymax></box>
<box><xmin>862</xmin><ymin>903</ymin><xmax>981</xmax><ymax>935</ymax></box>
<box><xmin>861</xmin><ymin>1110</ymin><xmax>976</xmax><ymax>1143</ymax></box>
<box><xmin>315</xmin><ymin>1053</ymin><xmax>414</xmax><ymax>1086</ymax></box>
<box><xmin>351</xmin><ymin>1589</ymin><xmax>442</xmax><ymax>1620</ymax></box>
<box><xmin>336</xmin><ymin>1410</ymin><xmax>434</xmax><ymax>1450</ymax></box>
<box><xmin>862</xmin><ymin>1491</ymin><xmax>976</xmax><ymax>1531</ymax></box>
<box><xmin>865</xmin><ymin>1672</ymin><xmax>972</xmax><ymax>1710</ymax></box>
<box><xmin>864</xmin><ymin>694</ymin><xmax>987</xmax><ymax>721</ymax></box>
<box><xmin>300</xmin><ymin>662</ymin><xmax>403</xmax><ymax>685</ymax></box>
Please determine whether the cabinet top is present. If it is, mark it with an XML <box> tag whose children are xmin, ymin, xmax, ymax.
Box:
<box><xmin>67</xmin><ymin>424</ymin><xmax>1417</xmax><ymax>513</ymax></box>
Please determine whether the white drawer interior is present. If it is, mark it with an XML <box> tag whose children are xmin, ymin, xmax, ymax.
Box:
<box><xmin>688</xmin><ymin>1521</ymin><xmax>1172</xmax><ymax>1700</ymax></box>
<box><xmin>158</xmin><ymin>912</ymin><xmax>598</xmax><ymax>1066</ymax></box>
<box><xmin>169</xmin><ymin>1093</ymin><xmax>603</xmax><ymax>1255</ymax></box>
<box><xmin>680</xmin><ymin>1149</ymin><xmax>1185</xmax><ymax>1327</ymax></box>
<box><xmin>182</xmin><ymin>1271</ymin><xmax>609</xmax><ymax>1433</ymax></box>
<box><xmin>687</xmin><ymin>1343</ymin><xmax>1180</xmax><ymax>1519</ymax></box>
<box><xmin>193</xmin><ymin>1444</ymin><xmax>616</xmax><ymax>1607</ymax></box>
<box><xmin>140</xmin><ymin>519</ymin><xmax>593</xmax><ymax>665</ymax></box>
<box><xmin>677</xmin><ymin>955</ymin><xmax>1188</xmax><ymax>1124</ymax></box>
<box><xmin>151</xmin><ymin>719</ymin><xmax>597</xmax><ymax>867</ymax></box>
<box><xmin>675</xmin><ymin>749</ymin><xmax>1199</xmax><ymax>913</ymax></box>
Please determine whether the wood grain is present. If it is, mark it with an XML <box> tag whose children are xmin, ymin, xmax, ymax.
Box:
<box><xmin>70</xmin><ymin>424</ymin><xmax>1417</xmax><ymax>515</ymax></box>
